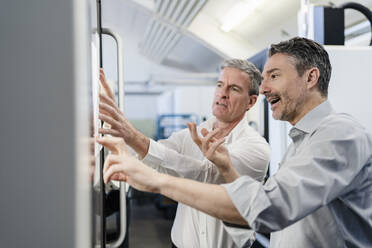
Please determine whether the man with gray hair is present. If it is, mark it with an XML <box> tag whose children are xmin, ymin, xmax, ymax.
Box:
<box><xmin>98</xmin><ymin>59</ymin><xmax>270</xmax><ymax>247</ymax></box>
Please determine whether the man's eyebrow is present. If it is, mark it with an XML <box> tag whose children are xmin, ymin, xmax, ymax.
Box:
<box><xmin>264</xmin><ymin>68</ymin><xmax>280</xmax><ymax>75</ymax></box>
<box><xmin>229</xmin><ymin>83</ymin><xmax>243</xmax><ymax>89</ymax></box>
<box><xmin>215</xmin><ymin>81</ymin><xmax>243</xmax><ymax>90</ymax></box>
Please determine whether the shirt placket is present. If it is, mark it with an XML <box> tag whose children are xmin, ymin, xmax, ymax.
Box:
<box><xmin>200</xmin><ymin>213</ymin><xmax>208</xmax><ymax>248</ymax></box>
<box><xmin>277</xmin><ymin>128</ymin><xmax>306</xmax><ymax>247</ymax></box>
<box><xmin>289</xmin><ymin>128</ymin><xmax>306</xmax><ymax>153</ymax></box>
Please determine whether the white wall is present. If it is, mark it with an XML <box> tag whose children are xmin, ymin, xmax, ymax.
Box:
<box><xmin>173</xmin><ymin>86</ymin><xmax>216</xmax><ymax>120</ymax></box>
<box><xmin>157</xmin><ymin>90</ymin><xmax>175</xmax><ymax>115</ymax></box>
<box><xmin>124</xmin><ymin>94</ymin><xmax>159</xmax><ymax>119</ymax></box>
<box><xmin>326</xmin><ymin>46</ymin><xmax>372</xmax><ymax>134</ymax></box>
<box><xmin>124</xmin><ymin>85</ymin><xmax>216</xmax><ymax>121</ymax></box>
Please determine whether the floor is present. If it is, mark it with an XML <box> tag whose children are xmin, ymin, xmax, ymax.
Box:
<box><xmin>105</xmin><ymin>189</ymin><xmax>268</xmax><ymax>248</ymax></box>
<box><xmin>126</xmin><ymin>197</ymin><xmax>269</xmax><ymax>248</ymax></box>
<box><xmin>128</xmin><ymin>193</ymin><xmax>174</xmax><ymax>248</ymax></box>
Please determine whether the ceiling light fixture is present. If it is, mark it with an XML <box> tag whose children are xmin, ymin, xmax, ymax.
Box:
<box><xmin>220</xmin><ymin>0</ymin><xmax>263</xmax><ymax>32</ymax></box>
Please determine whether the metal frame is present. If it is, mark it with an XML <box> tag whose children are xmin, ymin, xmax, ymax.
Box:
<box><xmin>101</xmin><ymin>27</ymin><xmax>127</xmax><ymax>248</ymax></box>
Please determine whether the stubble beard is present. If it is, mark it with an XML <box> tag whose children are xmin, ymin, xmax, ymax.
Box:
<box><xmin>275</xmin><ymin>91</ymin><xmax>306</xmax><ymax>123</ymax></box>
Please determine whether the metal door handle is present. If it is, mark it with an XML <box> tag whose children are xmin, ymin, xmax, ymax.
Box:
<box><xmin>102</xmin><ymin>27</ymin><xmax>126</xmax><ymax>248</ymax></box>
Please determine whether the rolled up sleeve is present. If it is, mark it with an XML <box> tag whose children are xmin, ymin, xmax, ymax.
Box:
<box><xmin>223</xmin><ymin>116</ymin><xmax>369</xmax><ymax>233</ymax></box>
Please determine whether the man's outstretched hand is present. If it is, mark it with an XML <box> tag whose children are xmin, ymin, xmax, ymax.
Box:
<box><xmin>97</xmin><ymin>136</ymin><xmax>161</xmax><ymax>193</ymax></box>
<box><xmin>187</xmin><ymin>122</ymin><xmax>239</xmax><ymax>182</ymax></box>
<box><xmin>98</xmin><ymin>69</ymin><xmax>150</xmax><ymax>158</ymax></box>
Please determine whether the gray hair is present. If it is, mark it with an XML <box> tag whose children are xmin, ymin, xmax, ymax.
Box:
<box><xmin>220</xmin><ymin>59</ymin><xmax>262</xmax><ymax>96</ymax></box>
<box><xmin>269</xmin><ymin>37</ymin><xmax>332</xmax><ymax>97</ymax></box>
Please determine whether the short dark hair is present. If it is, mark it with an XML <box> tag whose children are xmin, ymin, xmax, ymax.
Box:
<box><xmin>221</xmin><ymin>59</ymin><xmax>262</xmax><ymax>96</ymax></box>
<box><xmin>268</xmin><ymin>37</ymin><xmax>332</xmax><ymax>97</ymax></box>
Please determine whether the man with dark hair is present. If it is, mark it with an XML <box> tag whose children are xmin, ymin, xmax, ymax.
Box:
<box><xmin>98</xmin><ymin>59</ymin><xmax>270</xmax><ymax>248</ymax></box>
<box><xmin>98</xmin><ymin>37</ymin><xmax>372</xmax><ymax>247</ymax></box>
<box><xmin>268</xmin><ymin>36</ymin><xmax>331</xmax><ymax>97</ymax></box>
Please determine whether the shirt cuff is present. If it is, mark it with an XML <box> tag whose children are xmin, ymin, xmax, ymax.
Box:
<box><xmin>141</xmin><ymin>139</ymin><xmax>165</xmax><ymax>168</ymax></box>
<box><xmin>222</xmin><ymin>176</ymin><xmax>271</xmax><ymax>230</ymax></box>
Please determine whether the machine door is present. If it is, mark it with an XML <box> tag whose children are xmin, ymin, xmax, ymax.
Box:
<box><xmin>89</xmin><ymin>1</ymin><xmax>127</xmax><ymax>247</ymax></box>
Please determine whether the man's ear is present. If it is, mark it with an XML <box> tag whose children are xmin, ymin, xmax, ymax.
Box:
<box><xmin>306</xmin><ymin>67</ymin><xmax>320</xmax><ymax>90</ymax></box>
<box><xmin>246</xmin><ymin>94</ymin><xmax>258</xmax><ymax>111</ymax></box>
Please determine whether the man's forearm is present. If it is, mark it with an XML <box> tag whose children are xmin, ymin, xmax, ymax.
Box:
<box><xmin>218</xmin><ymin>160</ymin><xmax>241</xmax><ymax>183</ymax></box>
<box><xmin>127</xmin><ymin>130</ymin><xmax>150</xmax><ymax>159</ymax></box>
<box><xmin>158</xmin><ymin>173</ymin><xmax>247</xmax><ymax>225</ymax></box>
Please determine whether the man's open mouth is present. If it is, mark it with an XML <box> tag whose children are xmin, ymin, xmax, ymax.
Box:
<box><xmin>268</xmin><ymin>96</ymin><xmax>280</xmax><ymax>105</ymax></box>
<box><xmin>216</xmin><ymin>102</ymin><xmax>227</xmax><ymax>107</ymax></box>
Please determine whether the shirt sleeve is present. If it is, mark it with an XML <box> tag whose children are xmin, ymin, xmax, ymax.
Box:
<box><xmin>142</xmin><ymin>137</ymin><xmax>211</xmax><ymax>180</ymax></box>
<box><xmin>223</xmin><ymin>116</ymin><xmax>370</xmax><ymax>233</ymax></box>
<box><xmin>228</xmin><ymin>136</ymin><xmax>270</xmax><ymax>182</ymax></box>
<box><xmin>142</xmin><ymin>128</ymin><xmax>271</xmax><ymax>183</ymax></box>
<box><xmin>142</xmin><ymin>129</ymin><xmax>211</xmax><ymax>180</ymax></box>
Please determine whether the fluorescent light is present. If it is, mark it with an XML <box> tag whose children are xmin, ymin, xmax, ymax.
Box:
<box><xmin>220</xmin><ymin>0</ymin><xmax>263</xmax><ymax>32</ymax></box>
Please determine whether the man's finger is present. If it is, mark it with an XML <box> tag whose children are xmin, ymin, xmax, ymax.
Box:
<box><xmin>104</xmin><ymin>163</ymin><xmax>125</xmax><ymax>184</ymax></box>
<box><xmin>99</xmin><ymin>93</ymin><xmax>120</xmax><ymax>111</ymax></box>
<box><xmin>99</xmin><ymin>113</ymin><xmax>121</xmax><ymax>129</ymax></box>
<box><xmin>99</xmin><ymin>69</ymin><xmax>116</xmax><ymax>101</ymax></box>
<box><xmin>187</xmin><ymin>122</ymin><xmax>201</xmax><ymax>147</ymax></box>
<box><xmin>111</xmin><ymin>173</ymin><xmax>127</xmax><ymax>182</ymax></box>
<box><xmin>208</xmin><ymin>137</ymin><xmax>226</xmax><ymax>157</ymax></box>
<box><xmin>201</xmin><ymin>128</ymin><xmax>220</xmax><ymax>153</ymax></box>
<box><xmin>97</xmin><ymin>136</ymin><xmax>129</xmax><ymax>156</ymax></box>
<box><xmin>102</xmin><ymin>154</ymin><xmax>121</xmax><ymax>174</ymax></box>
<box><xmin>97</xmin><ymin>136</ymin><xmax>121</xmax><ymax>152</ymax></box>
<box><xmin>99</xmin><ymin>108</ymin><xmax>112</xmax><ymax>118</ymax></box>
<box><xmin>96</xmin><ymin>136</ymin><xmax>114</xmax><ymax>150</ymax></box>
<box><xmin>98</xmin><ymin>128</ymin><xmax>120</xmax><ymax>137</ymax></box>
<box><xmin>201</xmin><ymin>128</ymin><xmax>219</xmax><ymax>143</ymax></box>
<box><xmin>203</xmin><ymin>128</ymin><xmax>221</xmax><ymax>144</ymax></box>
<box><xmin>99</xmin><ymin>102</ymin><xmax>120</xmax><ymax>121</ymax></box>
<box><xmin>201</xmin><ymin>128</ymin><xmax>209</xmax><ymax>137</ymax></box>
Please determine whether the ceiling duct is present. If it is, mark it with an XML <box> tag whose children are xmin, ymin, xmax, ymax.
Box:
<box><xmin>140</xmin><ymin>0</ymin><xmax>207</xmax><ymax>63</ymax></box>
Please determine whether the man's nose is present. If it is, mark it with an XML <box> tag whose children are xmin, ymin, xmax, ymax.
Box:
<box><xmin>219</xmin><ymin>85</ymin><xmax>229</xmax><ymax>98</ymax></box>
<box><xmin>259</xmin><ymin>80</ymin><xmax>270</xmax><ymax>95</ymax></box>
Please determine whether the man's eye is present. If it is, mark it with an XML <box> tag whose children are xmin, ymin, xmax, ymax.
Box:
<box><xmin>232</xmin><ymin>86</ymin><xmax>239</xmax><ymax>91</ymax></box>
<box><xmin>216</xmin><ymin>83</ymin><xmax>222</xmax><ymax>87</ymax></box>
<box><xmin>271</xmin><ymin>74</ymin><xmax>278</xmax><ymax>79</ymax></box>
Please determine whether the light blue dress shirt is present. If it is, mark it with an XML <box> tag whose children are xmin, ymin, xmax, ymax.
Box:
<box><xmin>223</xmin><ymin>101</ymin><xmax>372</xmax><ymax>247</ymax></box>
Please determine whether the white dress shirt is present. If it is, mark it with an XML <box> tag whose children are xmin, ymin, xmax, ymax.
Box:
<box><xmin>142</xmin><ymin>115</ymin><xmax>270</xmax><ymax>248</ymax></box>
<box><xmin>223</xmin><ymin>101</ymin><xmax>372</xmax><ymax>247</ymax></box>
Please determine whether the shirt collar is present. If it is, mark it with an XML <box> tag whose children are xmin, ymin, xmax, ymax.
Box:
<box><xmin>294</xmin><ymin>100</ymin><xmax>334</xmax><ymax>134</ymax></box>
<box><xmin>228</xmin><ymin>114</ymin><xmax>249</xmax><ymax>142</ymax></box>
